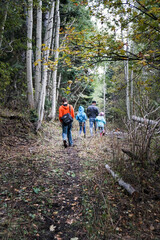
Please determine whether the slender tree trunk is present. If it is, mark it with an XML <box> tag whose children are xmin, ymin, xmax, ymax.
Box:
<box><xmin>130</xmin><ymin>65</ymin><xmax>133</xmax><ymax>115</ymax></box>
<box><xmin>74</xmin><ymin>82</ymin><xmax>89</xmax><ymax>110</ymax></box>
<box><xmin>35</xmin><ymin>0</ymin><xmax>42</xmax><ymax>108</ymax></box>
<box><xmin>125</xmin><ymin>56</ymin><xmax>130</xmax><ymax>120</ymax></box>
<box><xmin>130</xmin><ymin>39</ymin><xmax>134</xmax><ymax>116</ymax></box>
<box><xmin>121</xmin><ymin>25</ymin><xmax>130</xmax><ymax>120</ymax></box>
<box><xmin>49</xmin><ymin>0</ymin><xmax>60</xmax><ymax>120</ymax></box>
<box><xmin>0</xmin><ymin>1</ymin><xmax>9</xmax><ymax>48</ymax></box>
<box><xmin>56</xmin><ymin>73</ymin><xmax>61</xmax><ymax>101</ymax></box>
<box><xmin>26</xmin><ymin>0</ymin><xmax>34</xmax><ymax>108</ymax></box>
<box><xmin>37</xmin><ymin>1</ymin><xmax>55</xmax><ymax>123</ymax></box>
<box><xmin>125</xmin><ymin>25</ymin><xmax>130</xmax><ymax>120</ymax></box>
<box><xmin>104</xmin><ymin>65</ymin><xmax>106</xmax><ymax>116</ymax></box>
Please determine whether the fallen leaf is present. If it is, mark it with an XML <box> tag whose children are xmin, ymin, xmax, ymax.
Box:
<box><xmin>150</xmin><ymin>225</ymin><xmax>154</xmax><ymax>231</ymax></box>
<box><xmin>71</xmin><ymin>202</ymin><xmax>78</xmax><ymax>206</ymax></box>
<box><xmin>53</xmin><ymin>211</ymin><xmax>58</xmax><ymax>215</ymax></box>
<box><xmin>129</xmin><ymin>214</ymin><xmax>133</xmax><ymax>218</ymax></box>
<box><xmin>49</xmin><ymin>225</ymin><xmax>56</xmax><ymax>232</ymax></box>
<box><xmin>66</xmin><ymin>219</ymin><xmax>74</xmax><ymax>225</ymax></box>
<box><xmin>116</xmin><ymin>227</ymin><xmax>122</xmax><ymax>231</ymax></box>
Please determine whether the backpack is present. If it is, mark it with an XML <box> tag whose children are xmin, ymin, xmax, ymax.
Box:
<box><xmin>61</xmin><ymin>105</ymin><xmax>73</xmax><ymax>126</ymax></box>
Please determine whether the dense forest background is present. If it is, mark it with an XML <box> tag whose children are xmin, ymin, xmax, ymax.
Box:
<box><xmin>0</xmin><ymin>0</ymin><xmax>159</xmax><ymax>117</ymax></box>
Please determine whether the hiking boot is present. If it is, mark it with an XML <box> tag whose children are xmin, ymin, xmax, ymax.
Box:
<box><xmin>63</xmin><ymin>140</ymin><xmax>67</xmax><ymax>148</ymax></box>
<box><xmin>84</xmin><ymin>134</ymin><xmax>86</xmax><ymax>138</ymax></box>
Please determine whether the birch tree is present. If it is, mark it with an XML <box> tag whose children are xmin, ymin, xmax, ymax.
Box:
<box><xmin>56</xmin><ymin>73</ymin><xmax>61</xmax><ymax>101</ymax></box>
<box><xmin>125</xmin><ymin>37</ymin><xmax>130</xmax><ymax>120</ymax></box>
<box><xmin>49</xmin><ymin>0</ymin><xmax>60</xmax><ymax>120</ymax></box>
<box><xmin>37</xmin><ymin>1</ymin><xmax>55</xmax><ymax>123</ymax></box>
<box><xmin>26</xmin><ymin>0</ymin><xmax>34</xmax><ymax>108</ymax></box>
<box><xmin>121</xmin><ymin>16</ymin><xmax>130</xmax><ymax>120</ymax></box>
<box><xmin>35</xmin><ymin>0</ymin><xmax>42</xmax><ymax>108</ymax></box>
<box><xmin>130</xmin><ymin>42</ymin><xmax>134</xmax><ymax>116</ymax></box>
<box><xmin>104</xmin><ymin>65</ymin><xmax>107</xmax><ymax>116</ymax></box>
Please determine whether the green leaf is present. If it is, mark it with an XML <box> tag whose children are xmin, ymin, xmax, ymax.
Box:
<box><xmin>33</xmin><ymin>187</ymin><xmax>41</xmax><ymax>194</ymax></box>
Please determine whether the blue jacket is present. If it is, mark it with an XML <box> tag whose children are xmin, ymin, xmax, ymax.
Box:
<box><xmin>95</xmin><ymin>116</ymin><xmax>106</xmax><ymax>128</ymax></box>
<box><xmin>76</xmin><ymin>106</ymin><xmax>87</xmax><ymax>123</ymax></box>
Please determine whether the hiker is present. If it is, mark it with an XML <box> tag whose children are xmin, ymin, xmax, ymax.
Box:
<box><xmin>87</xmin><ymin>100</ymin><xmax>99</xmax><ymax>136</ymax></box>
<box><xmin>95</xmin><ymin>112</ymin><xmax>106</xmax><ymax>136</ymax></box>
<box><xmin>76</xmin><ymin>106</ymin><xmax>87</xmax><ymax>138</ymax></box>
<box><xmin>59</xmin><ymin>98</ymin><xmax>75</xmax><ymax>148</ymax></box>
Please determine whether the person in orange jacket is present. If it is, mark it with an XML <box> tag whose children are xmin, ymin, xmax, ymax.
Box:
<box><xmin>59</xmin><ymin>98</ymin><xmax>75</xmax><ymax>148</ymax></box>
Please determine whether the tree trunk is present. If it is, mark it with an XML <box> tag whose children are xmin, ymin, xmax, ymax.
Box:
<box><xmin>0</xmin><ymin>1</ymin><xmax>9</xmax><ymax>49</ymax></box>
<box><xmin>49</xmin><ymin>0</ymin><xmax>60</xmax><ymax>120</ymax></box>
<box><xmin>26</xmin><ymin>0</ymin><xmax>34</xmax><ymax>109</ymax></box>
<box><xmin>104</xmin><ymin>64</ymin><xmax>107</xmax><ymax>116</ymax></box>
<box><xmin>130</xmin><ymin>42</ymin><xmax>134</xmax><ymax>116</ymax></box>
<box><xmin>56</xmin><ymin>73</ymin><xmax>61</xmax><ymax>101</ymax></box>
<box><xmin>130</xmin><ymin>67</ymin><xmax>133</xmax><ymax>115</ymax></box>
<box><xmin>125</xmin><ymin>30</ymin><xmax>130</xmax><ymax>120</ymax></box>
<box><xmin>73</xmin><ymin>82</ymin><xmax>89</xmax><ymax>110</ymax></box>
<box><xmin>37</xmin><ymin>1</ymin><xmax>55</xmax><ymax>124</ymax></box>
<box><xmin>121</xmin><ymin>14</ymin><xmax>130</xmax><ymax>120</ymax></box>
<box><xmin>105</xmin><ymin>164</ymin><xmax>138</xmax><ymax>197</ymax></box>
<box><xmin>35</xmin><ymin>0</ymin><xmax>42</xmax><ymax>108</ymax></box>
<box><xmin>125</xmin><ymin>58</ymin><xmax>130</xmax><ymax>120</ymax></box>
<box><xmin>132</xmin><ymin>115</ymin><xmax>159</xmax><ymax>126</ymax></box>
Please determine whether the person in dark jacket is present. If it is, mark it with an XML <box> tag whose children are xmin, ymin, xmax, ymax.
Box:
<box><xmin>87</xmin><ymin>100</ymin><xmax>99</xmax><ymax>136</ymax></box>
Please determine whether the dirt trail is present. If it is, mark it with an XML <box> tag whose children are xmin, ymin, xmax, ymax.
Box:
<box><xmin>43</xmin><ymin>143</ymin><xmax>86</xmax><ymax>240</ymax></box>
<box><xmin>0</xmin><ymin>117</ymin><xmax>160</xmax><ymax>240</ymax></box>
<box><xmin>0</xmin><ymin>120</ymin><xmax>90</xmax><ymax>240</ymax></box>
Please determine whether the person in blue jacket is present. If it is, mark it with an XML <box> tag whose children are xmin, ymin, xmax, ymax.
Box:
<box><xmin>76</xmin><ymin>106</ymin><xmax>87</xmax><ymax>138</ymax></box>
<box><xmin>95</xmin><ymin>112</ymin><xmax>106</xmax><ymax>136</ymax></box>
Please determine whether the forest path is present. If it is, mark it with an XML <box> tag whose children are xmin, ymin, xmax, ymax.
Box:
<box><xmin>0</xmin><ymin>119</ymin><xmax>112</xmax><ymax>240</ymax></box>
<box><xmin>0</xmin><ymin>117</ymin><xmax>159</xmax><ymax>240</ymax></box>
<box><xmin>32</xmin><ymin>122</ymin><xmax>113</xmax><ymax>240</ymax></box>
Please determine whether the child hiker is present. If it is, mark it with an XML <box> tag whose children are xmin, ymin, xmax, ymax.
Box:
<box><xmin>76</xmin><ymin>106</ymin><xmax>87</xmax><ymax>138</ymax></box>
<box><xmin>95</xmin><ymin>112</ymin><xmax>106</xmax><ymax>136</ymax></box>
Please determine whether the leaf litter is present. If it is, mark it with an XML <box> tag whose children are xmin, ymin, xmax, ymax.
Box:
<box><xmin>0</xmin><ymin>113</ymin><xmax>160</xmax><ymax>240</ymax></box>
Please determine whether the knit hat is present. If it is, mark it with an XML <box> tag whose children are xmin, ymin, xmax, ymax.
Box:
<box><xmin>99</xmin><ymin>112</ymin><xmax>104</xmax><ymax>116</ymax></box>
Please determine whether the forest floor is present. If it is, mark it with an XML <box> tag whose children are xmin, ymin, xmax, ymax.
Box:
<box><xmin>0</xmin><ymin>108</ymin><xmax>160</xmax><ymax>240</ymax></box>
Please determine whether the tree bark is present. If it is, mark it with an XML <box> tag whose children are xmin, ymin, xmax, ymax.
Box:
<box><xmin>132</xmin><ymin>115</ymin><xmax>159</xmax><ymax>126</ymax></box>
<box><xmin>122</xmin><ymin>148</ymin><xmax>139</xmax><ymax>160</ymax></box>
<box><xmin>121</xmin><ymin>11</ymin><xmax>130</xmax><ymax>120</ymax></box>
<box><xmin>105</xmin><ymin>164</ymin><xmax>138</xmax><ymax>197</ymax></box>
<box><xmin>104</xmin><ymin>65</ymin><xmax>106</xmax><ymax>116</ymax></box>
<box><xmin>56</xmin><ymin>73</ymin><xmax>61</xmax><ymax>101</ymax></box>
<box><xmin>0</xmin><ymin>1</ymin><xmax>9</xmax><ymax>49</ymax></box>
<box><xmin>37</xmin><ymin>0</ymin><xmax>55</xmax><ymax>124</ymax></box>
<box><xmin>26</xmin><ymin>0</ymin><xmax>34</xmax><ymax>109</ymax></box>
<box><xmin>35</xmin><ymin>0</ymin><xmax>42</xmax><ymax>108</ymax></box>
<box><xmin>49</xmin><ymin>0</ymin><xmax>60</xmax><ymax>120</ymax></box>
<box><xmin>73</xmin><ymin>82</ymin><xmax>89</xmax><ymax>110</ymax></box>
<box><xmin>125</xmin><ymin>30</ymin><xmax>130</xmax><ymax>120</ymax></box>
<box><xmin>130</xmin><ymin>42</ymin><xmax>134</xmax><ymax>116</ymax></box>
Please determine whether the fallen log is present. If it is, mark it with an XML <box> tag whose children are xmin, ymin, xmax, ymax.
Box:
<box><xmin>105</xmin><ymin>164</ymin><xmax>139</xmax><ymax>198</ymax></box>
<box><xmin>132</xmin><ymin>115</ymin><xmax>159</xmax><ymax>126</ymax></box>
<box><xmin>121</xmin><ymin>149</ymin><xmax>139</xmax><ymax>161</ymax></box>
